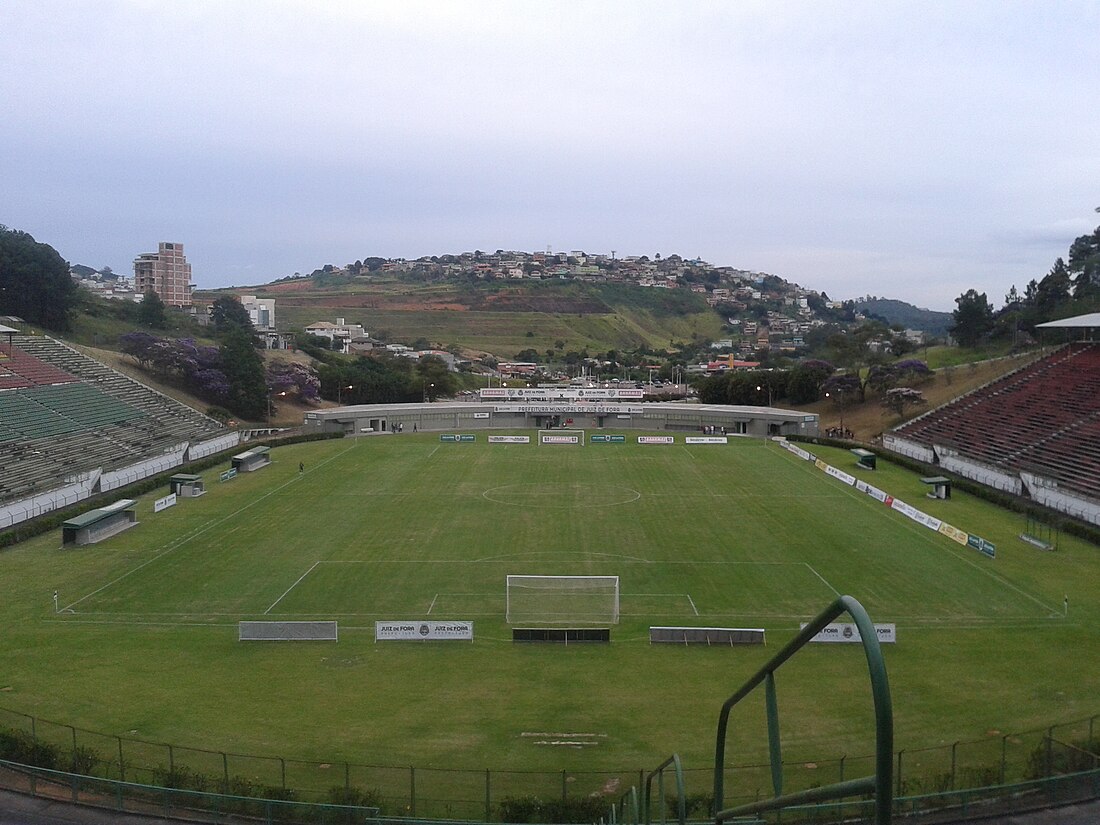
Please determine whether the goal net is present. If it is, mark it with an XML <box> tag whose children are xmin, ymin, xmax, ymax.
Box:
<box><xmin>538</xmin><ymin>429</ymin><xmax>585</xmax><ymax>446</ymax></box>
<box><xmin>506</xmin><ymin>575</ymin><xmax>619</xmax><ymax>624</ymax></box>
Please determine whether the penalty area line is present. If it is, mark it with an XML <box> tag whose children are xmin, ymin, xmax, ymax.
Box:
<box><xmin>265</xmin><ymin>562</ymin><xmax>320</xmax><ymax>614</ymax></box>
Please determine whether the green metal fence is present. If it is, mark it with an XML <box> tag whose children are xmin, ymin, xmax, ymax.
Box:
<box><xmin>1</xmin><ymin>703</ymin><xmax>1097</xmax><ymax>821</ymax></box>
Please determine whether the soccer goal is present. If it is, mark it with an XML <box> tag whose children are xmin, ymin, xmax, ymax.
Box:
<box><xmin>506</xmin><ymin>575</ymin><xmax>619</xmax><ymax>624</ymax></box>
<box><xmin>538</xmin><ymin>429</ymin><xmax>585</xmax><ymax>446</ymax></box>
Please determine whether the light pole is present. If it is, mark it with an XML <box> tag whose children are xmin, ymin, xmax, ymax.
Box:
<box><xmin>756</xmin><ymin>384</ymin><xmax>774</xmax><ymax>407</ymax></box>
<box><xmin>825</xmin><ymin>390</ymin><xmax>846</xmax><ymax>437</ymax></box>
<box><xmin>337</xmin><ymin>384</ymin><xmax>353</xmax><ymax>405</ymax></box>
<box><xmin>423</xmin><ymin>382</ymin><xmax>434</xmax><ymax>402</ymax></box>
<box><xmin>267</xmin><ymin>391</ymin><xmax>286</xmax><ymax>424</ymax></box>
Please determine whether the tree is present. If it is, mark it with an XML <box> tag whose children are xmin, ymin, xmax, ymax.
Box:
<box><xmin>950</xmin><ymin>290</ymin><xmax>994</xmax><ymax>348</ymax></box>
<box><xmin>882</xmin><ymin>387</ymin><xmax>927</xmax><ymax>417</ymax></box>
<box><xmin>219</xmin><ymin>326</ymin><xmax>267</xmax><ymax>419</ymax></box>
<box><xmin>0</xmin><ymin>225</ymin><xmax>78</xmax><ymax>331</ymax></box>
<box><xmin>1068</xmin><ymin>225</ymin><xmax>1100</xmax><ymax>300</ymax></box>
<box><xmin>786</xmin><ymin>359</ymin><xmax>835</xmax><ymax>404</ymax></box>
<box><xmin>210</xmin><ymin>295</ymin><xmax>254</xmax><ymax>335</ymax></box>
<box><xmin>138</xmin><ymin>291</ymin><xmax>168</xmax><ymax>329</ymax></box>
<box><xmin>1034</xmin><ymin>259</ymin><xmax>1072</xmax><ymax>319</ymax></box>
<box><xmin>415</xmin><ymin>355</ymin><xmax>457</xmax><ymax>400</ymax></box>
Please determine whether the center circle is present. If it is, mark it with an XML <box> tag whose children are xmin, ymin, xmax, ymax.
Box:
<box><xmin>483</xmin><ymin>483</ymin><xmax>641</xmax><ymax>508</ymax></box>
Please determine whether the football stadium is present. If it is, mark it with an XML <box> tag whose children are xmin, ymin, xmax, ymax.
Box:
<box><xmin>1</xmin><ymin>331</ymin><xmax>1100</xmax><ymax>824</ymax></box>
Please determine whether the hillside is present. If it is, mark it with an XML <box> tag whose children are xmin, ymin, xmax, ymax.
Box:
<box><xmin>201</xmin><ymin>278</ymin><xmax>726</xmax><ymax>358</ymax></box>
<box><xmin>854</xmin><ymin>297</ymin><xmax>953</xmax><ymax>336</ymax></box>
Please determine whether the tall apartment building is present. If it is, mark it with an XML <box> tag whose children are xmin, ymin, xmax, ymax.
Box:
<box><xmin>133</xmin><ymin>242</ymin><xmax>192</xmax><ymax>307</ymax></box>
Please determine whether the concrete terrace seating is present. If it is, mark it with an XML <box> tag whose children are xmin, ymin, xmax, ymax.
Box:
<box><xmin>0</xmin><ymin>344</ymin><xmax>77</xmax><ymax>389</ymax></box>
<box><xmin>0</xmin><ymin>335</ymin><xmax>229</xmax><ymax>504</ymax></box>
<box><xmin>892</xmin><ymin>343</ymin><xmax>1100</xmax><ymax>501</ymax></box>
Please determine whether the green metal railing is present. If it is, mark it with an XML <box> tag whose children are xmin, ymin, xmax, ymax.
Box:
<box><xmin>0</xmin><ymin>758</ymin><xmax>380</xmax><ymax>825</ymax></box>
<box><xmin>607</xmin><ymin>753</ymin><xmax>686</xmax><ymax>825</ymax></box>
<box><xmin>713</xmin><ymin>595</ymin><xmax>893</xmax><ymax>825</ymax></box>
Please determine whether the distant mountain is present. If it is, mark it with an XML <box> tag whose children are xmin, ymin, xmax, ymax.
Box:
<box><xmin>855</xmin><ymin>298</ymin><xmax>952</xmax><ymax>336</ymax></box>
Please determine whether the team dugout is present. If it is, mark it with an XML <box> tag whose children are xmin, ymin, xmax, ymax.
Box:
<box><xmin>231</xmin><ymin>446</ymin><xmax>272</xmax><ymax>472</ymax></box>
<box><xmin>303</xmin><ymin>401</ymin><xmax>818</xmax><ymax>439</ymax></box>
<box><xmin>61</xmin><ymin>499</ymin><xmax>138</xmax><ymax>546</ymax></box>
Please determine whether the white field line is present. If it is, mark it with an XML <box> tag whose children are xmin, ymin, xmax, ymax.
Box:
<box><xmin>62</xmin><ymin>441</ymin><xmax>358</xmax><ymax>612</ymax></box>
<box><xmin>427</xmin><ymin>445</ymin><xmax>441</xmax><ymax>459</ymax></box>
<box><xmin>427</xmin><ymin>593</ymin><xmax>439</xmax><ymax>614</ymax></box>
<box><xmin>781</xmin><ymin>451</ymin><xmax>1058</xmax><ymax>616</ymax></box>
<box><xmin>686</xmin><ymin>594</ymin><xmax>699</xmax><ymax>616</ymax></box>
<box><xmin>804</xmin><ymin>563</ymin><xmax>841</xmax><ymax>597</ymax></box>
<box><xmin>265</xmin><ymin>561</ymin><xmax>320</xmax><ymax>614</ymax></box>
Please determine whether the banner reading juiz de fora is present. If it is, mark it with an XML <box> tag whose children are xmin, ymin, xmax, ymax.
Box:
<box><xmin>800</xmin><ymin>622</ymin><xmax>897</xmax><ymax>644</ymax></box>
<box><xmin>375</xmin><ymin>621</ymin><xmax>473</xmax><ymax>641</ymax></box>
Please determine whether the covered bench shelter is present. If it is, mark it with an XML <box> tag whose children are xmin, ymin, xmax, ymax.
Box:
<box><xmin>169</xmin><ymin>473</ymin><xmax>206</xmax><ymax>497</ymax></box>
<box><xmin>231</xmin><ymin>446</ymin><xmax>271</xmax><ymax>473</ymax></box>
<box><xmin>921</xmin><ymin>476</ymin><xmax>952</xmax><ymax>499</ymax></box>
<box><xmin>851</xmin><ymin>448</ymin><xmax>877</xmax><ymax>470</ymax></box>
<box><xmin>62</xmin><ymin>499</ymin><xmax>138</xmax><ymax>546</ymax></box>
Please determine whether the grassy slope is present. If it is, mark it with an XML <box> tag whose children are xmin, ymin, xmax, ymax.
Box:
<box><xmin>1</xmin><ymin>436</ymin><xmax>1095</xmax><ymax>810</ymax></box>
<box><xmin>806</xmin><ymin>351</ymin><xmax>1040</xmax><ymax>441</ymax></box>
<box><xmin>226</xmin><ymin>279</ymin><xmax>724</xmax><ymax>356</ymax></box>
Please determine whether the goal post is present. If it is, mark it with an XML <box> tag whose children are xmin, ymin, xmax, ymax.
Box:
<box><xmin>538</xmin><ymin>429</ymin><xmax>585</xmax><ymax>446</ymax></box>
<box><xmin>506</xmin><ymin>575</ymin><xmax>619</xmax><ymax>624</ymax></box>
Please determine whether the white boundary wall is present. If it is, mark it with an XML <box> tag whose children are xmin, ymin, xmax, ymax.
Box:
<box><xmin>1021</xmin><ymin>472</ymin><xmax>1100</xmax><ymax>525</ymax></box>
<box><xmin>188</xmin><ymin>432</ymin><xmax>241</xmax><ymax>460</ymax></box>
<box><xmin>99</xmin><ymin>444</ymin><xmax>189</xmax><ymax>492</ymax></box>
<box><xmin>934</xmin><ymin>446</ymin><xmax>1023</xmax><ymax>495</ymax></box>
<box><xmin>0</xmin><ymin>472</ymin><xmax>98</xmax><ymax>530</ymax></box>
<box><xmin>882</xmin><ymin>434</ymin><xmax>935</xmax><ymax>463</ymax></box>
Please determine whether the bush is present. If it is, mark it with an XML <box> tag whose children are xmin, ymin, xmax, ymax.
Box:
<box><xmin>326</xmin><ymin>785</ymin><xmax>384</xmax><ymax>810</ymax></box>
<box><xmin>0</xmin><ymin>728</ymin><xmax>62</xmax><ymax>768</ymax></box>
<box><xmin>1026</xmin><ymin>736</ymin><xmax>1100</xmax><ymax>779</ymax></box>
<box><xmin>151</xmin><ymin>764</ymin><xmax>212</xmax><ymax>792</ymax></box>
<box><xmin>498</xmin><ymin>794</ymin><xmax>608</xmax><ymax>823</ymax></box>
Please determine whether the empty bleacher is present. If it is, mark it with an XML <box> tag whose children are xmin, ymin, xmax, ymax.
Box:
<box><xmin>0</xmin><ymin>335</ymin><xmax>228</xmax><ymax>506</ymax></box>
<box><xmin>0</xmin><ymin>343</ymin><xmax>77</xmax><ymax>389</ymax></box>
<box><xmin>891</xmin><ymin>343</ymin><xmax>1100</xmax><ymax>501</ymax></box>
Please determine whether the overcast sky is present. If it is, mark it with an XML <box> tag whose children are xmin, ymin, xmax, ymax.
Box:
<box><xmin>2</xmin><ymin>1</ymin><xmax>1098</xmax><ymax>311</ymax></box>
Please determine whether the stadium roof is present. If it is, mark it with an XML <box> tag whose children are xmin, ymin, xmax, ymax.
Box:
<box><xmin>1035</xmin><ymin>312</ymin><xmax>1100</xmax><ymax>328</ymax></box>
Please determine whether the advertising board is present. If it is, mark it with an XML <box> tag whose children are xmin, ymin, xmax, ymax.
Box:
<box><xmin>685</xmin><ymin>436</ymin><xmax>728</xmax><ymax>444</ymax></box>
<box><xmin>638</xmin><ymin>436</ymin><xmax>675</xmax><ymax>445</ymax></box>
<box><xmin>488</xmin><ymin>435</ymin><xmax>531</xmax><ymax>444</ymax></box>
<box><xmin>375</xmin><ymin>621</ymin><xmax>473</xmax><ymax>641</ymax></box>
<box><xmin>153</xmin><ymin>493</ymin><xmax>177</xmax><ymax>513</ymax></box>
<box><xmin>801</xmin><ymin>622</ymin><xmax>896</xmax><ymax>644</ymax></box>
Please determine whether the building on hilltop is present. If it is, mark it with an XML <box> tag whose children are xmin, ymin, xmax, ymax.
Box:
<box><xmin>305</xmin><ymin>318</ymin><xmax>367</xmax><ymax>354</ymax></box>
<box><xmin>133</xmin><ymin>242</ymin><xmax>192</xmax><ymax>307</ymax></box>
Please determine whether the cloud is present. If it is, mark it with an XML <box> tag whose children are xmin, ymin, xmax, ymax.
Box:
<box><xmin>2</xmin><ymin>1</ymin><xmax>1099</xmax><ymax>311</ymax></box>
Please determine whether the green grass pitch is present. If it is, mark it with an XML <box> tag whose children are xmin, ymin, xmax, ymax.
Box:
<box><xmin>1</xmin><ymin>433</ymin><xmax>1097</xmax><ymax>809</ymax></box>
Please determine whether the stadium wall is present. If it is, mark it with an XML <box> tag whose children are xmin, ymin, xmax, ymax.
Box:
<box><xmin>875</xmin><ymin>438</ymin><xmax>1100</xmax><ymax>530</ymax></box>
<box><xmin>186</xmin><ymin>432</ymin><xmax>241</xmax><ymax>460</ymax></box>
<box><xmin>0</xmin><ymin>472</ymin><xmax>98</xmax><ymax>530</ymax></box>
<box><xmin>1</xmin><ymin>434</ymin><xmax>242</xmax><ymax>532</ymax></box>
<box><xmin>882</xmin><ymin>434</ymin><xmax>935</xmax><ymax>464</ymax></box>
<box><xmin>98</xmin><ymin>444</ymin><xmax>190</xmax><ymax>492</ymax></box>
<box><xmin>303</xmin><ymin>402</ymin><xmax>818</xmax><ymax>439</ymax></box>
<box><xmin>934</xmin><ymin>446</ymin><xmax>1024</xmax><ymax>495</ymax></box>
<box><xmin>1020</xmin><ymin>472</ymin><xmax>1100</xmax><ymax>525</ymax></box>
